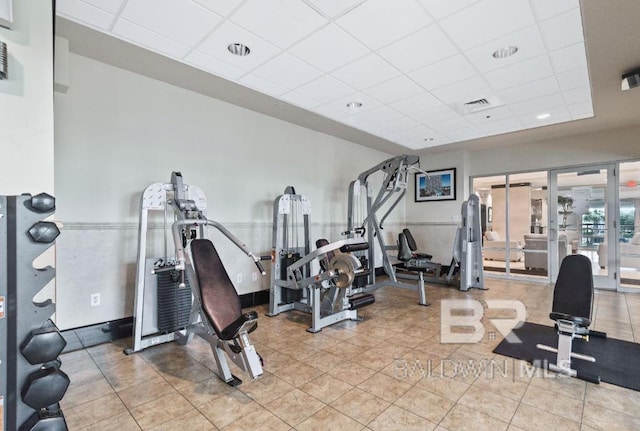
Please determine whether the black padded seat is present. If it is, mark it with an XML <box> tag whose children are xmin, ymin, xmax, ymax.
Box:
<box><xmin>399</xmin><ymin>229</ymin><xmax>432</xmax><ymax>261</ymax></box>
<box><xmin>550</xmin><ymin>254</ymin><xmax>594</xmax><ymax>327</ymax></box>
<box><xmin>191</xmin><ymin>239</ymin><xmax>257</xmax><ymax>341</ymax></box>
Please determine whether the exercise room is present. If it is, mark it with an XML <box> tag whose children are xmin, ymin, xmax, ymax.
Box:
<box><xmin>2</xmin><ymin>1</ymin><xmax>640</xmax><ymax>430</ymax></box>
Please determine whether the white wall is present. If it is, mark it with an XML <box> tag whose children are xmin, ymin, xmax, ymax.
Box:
<box><xmin>53</xmin><ymin>53</ymin><xmax>397</xmax><ymax>329</ymax></box>
<box><xmin>0</xmin><ymin>0</ymin><xmax>53</xmax><ymax>195</ymax></box>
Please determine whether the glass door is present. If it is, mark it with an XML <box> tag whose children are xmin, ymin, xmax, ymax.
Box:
<box><xmin>618</xmin><ymin>161</ymin><xmax>640</xmax><ymax>292</ymax></box>
<box><xmin>549</xmin><ymin>164</ymin><xmax>616</xmax><ymax>289</ymax></box>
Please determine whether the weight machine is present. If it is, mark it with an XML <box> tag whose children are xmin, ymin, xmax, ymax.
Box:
<box><xmin>346</xmin><ymin>155</ymin><xmax>484</xmax><ymax>294</ymax></box>
<box><xmin>267</xmin><ymin>187</ymin><xmax>375</xmax><ymax>333</ymax></box>
<box><xmin>125</xmin><ymin>172</ymin><xmax>265</xmax><ymax>386</ymax></box>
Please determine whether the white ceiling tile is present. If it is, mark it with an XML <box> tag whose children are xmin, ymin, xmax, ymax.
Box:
<box><xmin>335</xmin><ymin>0</ymin><xmax>432</xmax><ymax>50</ymax></box>
<box><xmin>530</xmin><ymin>0</ymin><xmax>579</xmax><ymax>22</ymax></box>
<box><xmin>443</xmin><ymin>126</ymin><xmax>485</xmax><ymax>142</ymax></box>
<box><xmin>304</xmin><ymin>0</ymin><xmax>366</xmax><ymax>18</ymax></box>
<box><xmin>463</xmin><ymin>25</ymin><xmax>546</xmax><ymax>73</ymax></box>
<box><xmin>464</xmin><ymin>105</ymin><xmax>515</xmax><ymax>125</ymax></box>
<box><xmin>483</xmin><ymin>55</ymin><xmax>554</xmax><ymax>91</ymax></box>
<box><xmin>295</xmin><ymin>75</ymin><xmax>356</xmax><ymax>104</ymax></box>
<box><xmin>57</xmin><ymin>0</ymin><xmax>114</xmax><ymax>29</ymax></box>
<box><xmin>556</xmin><ymin>66</ymin><xmax>590</xmax><ymax>91</ymax></box>
<box><xmin>120</xmin><ymin>0</ymin><xmax>222</xmax><ymax>46</ymax></box>
<box><xmin>563</xmin><ymin>85</ymin><xmax>592</xmax><ymax>106</ymax></box>
<box><xmin>252</xmin><ymin>52</ymin><xmax>324</xmax><ymax>90</ymax></box>
<box><xmin>353</xmin><ymin>121</ymin><xmax>385</xmax><ymax>136</ymax></box>
<box><xmin>429</xmin><ymin>116</ymin><xmax>474</xmax><ymax>133</ymax></box>
<box><xmin>378</xmin><ymin>116</ymin><xmax>422</xmax><ymax>132</ymax></box>
<box><xmin>390</xmin><ymin>92</ymin><xmax>443</xmax><ymax>116</ymax></box>
<box><xmin>549</xmin><ymin>42</ymin><xmax>587</xmax><ymax>74</ymax></box>
<box><xmin>568</xmin><ymin>101</ymin><xmax>594</xmax><ymax>120</ymax></box>
<box><xmin>238</xmin><ymin>74</ymin><xmax>288</xmax><ymax>97</ymax></box>
<box><xmin>439</xmin><ymin>0</ymin><xmax>536</xmax><ymax>50</ymax></box>
<box><xmin>417</xmin><ymin>0</ymin><xmax>481</xmax><ymax>20</ymax></box>
<box><xmin>520</xmin><ymin>105</ymin><xmax>570</xmax><ymax>128</ymax></box>
<box><xmin>408</xmin><ymin>55</ymin><xmax>477</xmax><ymax>91</ymax></box>
<box><xmin>411</xmin><ymin>105</ymin><xmax>460</xmax><ymax>125</ymax></box>
<box><xmin>280</xmin><ymin>91</ymin><xmax>322</xmax><ymax>110</ymax></box>
<box><xmin>477</xmin><ymin>116</ymin><xmax>523</xmax><ymax>134</ymax></box>
<box><xmin>497</xmin><ymin>76</ymin><xmax>559</xmax><ymax>104</ymax></box>
<box><xmin>363</xmin><ymin>76</ymin><xmax>426</xmax><ymax>104</ymax></box>
<box><xmin>185</xmin><ymin>51</ymin><xmax>246</xmax><ymax>79</ymax></box>
<box><xmin>351</xmin><ymin>105</ymin><xmax>403</xmax><ymax>123</ymax></box>
<box><xmin>509</xmin><ymin>93</ymin><xmax>565</xmax><ymax>116</ymax></box>
<box><xmin>330</xmin><ymin>54</ymin><xmax>401</xmax><ymax>90</ymax></box>
<box><xmin>113</xmin><ymin>19</ymin><xmax>191</xmax><ymax>58</ymax></box>
<box><xmin>81</xmin><ymin>0</ymin><xmax>125</xmax><ymax>14</ymax></box>
<box><xmin>312</xmin><ymin>104</ymin><xmax>345</xmax><ymax>121</ymax></box>
<box><xmin>430</xmin><ymin>76</ymin><xmax>493</xmax><ymax>105</ymax></box>
<box><xmin>288</xmin><ymin>24</ymin><xmax>369</xmax><ymax>72</ymax></box>
<box><xmin>377</xmin><ymin>24</ymin><xmax>458</xmax><ymax>73</ymax></box>
<box><xmin>230</xmin><ymin>0</ymin><xmax>327</xmax><ymax>49</ymax></box>
<box><xmin>196</xmin><ymin>21</ymin><xmax>280</xmax><ymax>71</ymax></box>
<box><xmin>540</xmin><ymin>8</ymin><xmax>584</xmax><ymax>52</ymax></box>
<box><xmin>191</xmin><ymin>0</ymin><xmax>245</xmax><ymax>17</ymax></box>
<box><xmin>322</xmin><ymin>93</ymin><xmax>382</xmax><ymax>115</ymax></box>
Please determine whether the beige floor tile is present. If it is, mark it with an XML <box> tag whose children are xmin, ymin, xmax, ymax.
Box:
<box><xmin>61</xmin><ymin>376</ymin><xmax>114</xmax><ymax>409</ymax></box>
<box><xmin>261</xmin><ymin>350</ymin><xmax>296</xmax><ymax>373</ymax></box>
<box><xmin>367</xmin><ymin>405</ymin><xmax>436</xmax><ymax>431</ymax></box>
<box><xmin>415</xmin><ymin>372</ymin><xmax>470</xmax><ymax>402</ymax></box>
<box><xmin>277</xmin><ymin>342</ymin><xmax>321</xmax><ymax>361</ymax></box>
<box><xmin>273</xmin><ymin>360</ymin><xmax>324</xmax><ymax>387</ymax></box>
<box><xmin>64</xmin><ymin>362</ymin><xmax>106</xmax><ymax>388</ymax></box>
<box><xmin>510</xmin><ymin>403</ymin><xmax>580</xmax><ymax>431</ymax></box>
<box><xmin>78</xmin><ymin>411</ymin><xmax>141</xmax><ymax>431</ymax></box>
<box><xmin>117</xmin><ymin>375</ymin><xmax>176</xmax><ymax>409</ymax></box>
<box><xmin>129</xmin><ymin>392</ymin><xmax>194</xmax><ymax>430</ymax></box>
<box><xmin>297</xmin><ymin>349</ymin><xmax>344</xmax><ymax>372</ymax></box>
<box><xmin>349</xmin><ymin>348</ymin><xmax>398</xmax><ymax>371</ymax></box>
<box><xmin>439</xmin><ymin>404</ymin><xmax>508</xmax><ymax>431</ymax></box>
<box><xmin>584</xmin><ymin>382</ymin><xmax>640</xmax><ymax>418</ymax></box>
<box><xmin>221</xmin><ymin>406</ymin><xmax>290</xmax><ymax>431</ymax></box>
<box><xmin>528</xmin><ymin>372</ymin><xmax>586</xmax><ymax>400</ymax></box>
<box><xmin>326</xmin><ymin>360</ymin><xmax>376</xmax><ymax>386</ymax></box>
<box><xmin>299</xmin><ymin>374</ymin><xmax>354</xmax><ymax>404</ymax></box>
<box><xmin>357</xmin><ymin>372</ymin><xmax>412</xmax><ymax>403</ymax></box>
<box><xmin>295</xmin><ymin>406</ymin><xmax>365</xmax><ymax>431</ymax></box>
<box><xmin>99</xmin><ymin>354</ymin><xmax>162</xmax><ymax>391</ymax></box>
<box><xmin>238</xmin><ymin>372</ymin><xmax>295</xmax><ymax>405</ymax></box>
<box><xmin>147</xmin><ymin>409</ymin><xmax>217</xmax><ymax>431</ymax></box>
<box><xmin>174</xmin><ymin>376</ymin><xmax>236</xmax><ymax>407</ymax></box>
<box><xmin>470</xmin><ymin>374</ymin><xmax>528</xmax><ymax>402</ymax></box>
<box><xmin>457</xmin><ymin>384</ymin><xmax>518</xmax><ymax>423</ymax></box>
<box><xmin>198</xmin><ymin>390</ymin><xmax>260</xmax><ymax>429</ymax></box>
<box><xmin>521</xmin><ymin>383</ymin><xmax>583</xmax><ymax>422</ymax></box>
<box><xmin>64</xmin><ymin>393</ymin><xmax>129</xmax><ymax>431</ymax></box>
<box><xmin>581</xmin><ymin>401</ymin><xmax>640</xmax><ymax>431</ymax></box>
<box><xmin>330</xmin><ymin>387</ymin><xmax>390</xmax><ymax>425</ymax></box>
<box><xmin>394</xmin><ymin>386</ymin><xmax>454</xmax><ymax>423</ymax></box>
<box><xmin>265</xmin><ymin>388</ymin><xmax>325</xmax><ymax>427</ymax></box>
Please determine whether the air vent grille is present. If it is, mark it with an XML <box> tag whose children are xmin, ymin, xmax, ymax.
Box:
<box><xmin>0</xmin><ymin>41</ymin><xmax>7</xmax><ymax>80</ymax></box>
<box><xmin>452</xmin><ymin>95</ymin><xmax>505</xmax><ymax>115</ymax></box>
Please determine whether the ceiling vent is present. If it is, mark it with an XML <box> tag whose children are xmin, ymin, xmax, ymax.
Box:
<box><xmin>452</xmin><ymin>95</ymin><xmax>505</xmax><ymax>115</ymax></box>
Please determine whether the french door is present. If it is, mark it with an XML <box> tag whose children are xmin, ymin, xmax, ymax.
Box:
<box><xmin>549</xmin><ymin>164</ymin><xmax>617</xmax><ymax>290</ymax></box>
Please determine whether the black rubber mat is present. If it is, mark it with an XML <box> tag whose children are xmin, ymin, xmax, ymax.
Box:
<box><xmin>493</xmin><ymin>322</ymin><xmax>640</xmax><ymax>391</ymax></box>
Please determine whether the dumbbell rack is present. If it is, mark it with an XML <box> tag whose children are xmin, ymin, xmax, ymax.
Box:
<box><xmin>0</xmin><ymin>194</ymin><xmax>69</xmax><ymax>431</ymax></box>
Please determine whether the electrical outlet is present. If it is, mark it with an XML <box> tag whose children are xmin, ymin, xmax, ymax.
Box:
<box><xmin>90</xmin><ymin>293</ymin><xmax>101</xmax><ymax>307</ymax></box>
<box><xmin>252</xmin><ymin>272</ymin><xmax>257</xmax><ymax>281</ymax></box>
<box><xmin>236</xmin><ymin>273</ymin><xmax>242</xmax><ymax>283</ymax></box>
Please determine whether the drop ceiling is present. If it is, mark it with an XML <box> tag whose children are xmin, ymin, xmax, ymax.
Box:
<box><xmin>55</xmin><ymin>0</ymin><xmax>640</xmax><ymax>154</ymax></box>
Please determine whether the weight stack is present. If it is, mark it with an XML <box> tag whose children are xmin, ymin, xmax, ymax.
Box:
<box><xmin>0</xmin><ymin>194</ymin><xmax>69</xmax><ymax>431</ymax></box>
<box><xmin>156</xmin><ymin>269</ymin><xmax>192</xmax><ymax>333</ymax></box>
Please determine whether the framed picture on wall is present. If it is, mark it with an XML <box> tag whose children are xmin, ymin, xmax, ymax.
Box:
<box><xmin>415</xmin><ymin>168</ymin><xmax>456</xmax><ymax>202</ymax></box>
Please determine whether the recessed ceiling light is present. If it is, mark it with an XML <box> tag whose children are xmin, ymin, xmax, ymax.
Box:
<box><xmin>492</xmin><ymin>46</ymin><xmax>518</xmax><ymax>59</ymax></box>
<box><xmin>536</xmin><ymin>113</ymin><xmax>551</xmax><ymax>120</ymax></box>
<box><xmin>227</xmin><ymin>43</ymin><xmax>250</xmax><ymax>56</ymax></box>
<box><xmin>346</xmin><ymin>102</ymin><xmax>363</xmax><ymax>109</ymax></box>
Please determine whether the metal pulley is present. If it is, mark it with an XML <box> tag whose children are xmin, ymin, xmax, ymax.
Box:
<box><xmin>329</xmin><ymin>254</ymin><xmax>360</xmax><ymax>288</ymax></box>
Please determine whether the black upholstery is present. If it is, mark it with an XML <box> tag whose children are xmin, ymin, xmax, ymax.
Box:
<box><xmin>398</xmin><ymin>229</ymin><xmax>432</xmax><ymax>261</ymax></box>
<box><xmin>190</xmin><ymin>239</ymin><xmax>257</xmax><ymax>340</ymax></box>
<box><xmin>316</xmin><ymin>239</ymin><xmax>334</xmax><ymax>271</ymax></box>
<box><xmin>550</xmin><ymin>254</ymin><xmax>594</xmax><ymax>327</ymax></box>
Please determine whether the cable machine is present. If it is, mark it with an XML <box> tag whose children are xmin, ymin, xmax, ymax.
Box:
<box><xmin>268</xmin><ymin>187</ymin><xmax>375</xmax><ymax>333</ymax></box>
<box><xmin>125</xmin><ymin>172</ymin><xmax>265</xmax><ymax>386</ymax></box>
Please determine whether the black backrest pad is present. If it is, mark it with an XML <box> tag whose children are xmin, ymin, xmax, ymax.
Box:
<box><xmin>190</xmin><ymin>239</ymin><xmax>242</xmax><ymax>337</ymax></box>
<box><xmin>316</xmin><ymin>238</ymin><xmax>335</xmax><ymax>266</ymax></box>
<box><xmin>552</xmin><ymin>254</ymin><xmax>594</xmax><ymax>321</ymax></box>
<box><xmin>403</xmin><ymin>228</ymin><xmax>418</xmax><ymax>252</ymax></box>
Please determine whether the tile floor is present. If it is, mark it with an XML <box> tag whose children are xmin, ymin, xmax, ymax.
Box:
<box><xmin>60</xmin><ymin>278</ymin><xmax>640</xmax><ymax>430</ymax></box>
